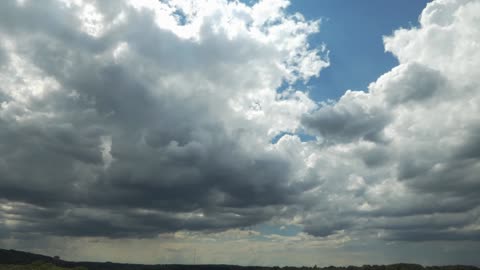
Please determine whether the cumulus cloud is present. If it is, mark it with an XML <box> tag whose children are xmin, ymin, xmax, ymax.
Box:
<box><xmin>1</xmin><ymin>0</ymin><xmax>480</xmax><ymax>264</ymax></box>
<box><xmin>298</xmin><ymin>0</ymin><xmax>480</xmax><ymax>244</ymax></box>
<box><xmin>302</xmin><ymin>90</ymin><xmax>390</xmax><ymax>143</ymax></box>
<box><xmin>0</xmin><ymin>0</ymin><xmax>326</xmax><ymax>238</ymax></box>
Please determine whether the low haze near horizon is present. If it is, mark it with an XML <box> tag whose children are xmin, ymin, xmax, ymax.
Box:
<box><xmin>0</xmin><ymin>0</ymin><xmax>480</xmax><ymax>266</ymax></box>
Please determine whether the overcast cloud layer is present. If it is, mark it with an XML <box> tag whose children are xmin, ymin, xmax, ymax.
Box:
<box><xmin>0</xmin><ymin>0</ymin><xmax>480</xmax><ymax>266</ymax></box>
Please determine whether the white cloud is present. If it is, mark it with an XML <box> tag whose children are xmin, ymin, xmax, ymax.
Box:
<box><xmin>300</xmin><ymin>0</ymin><xmax>480</xmax><ymax>247</ymax></box>
<box><xmin>0</xmin><ymin>0</ymin><xmax>327</xmax><ymax>240</ymax></box>
<box><xmin>1</xmin><ymin>0</ymin><xmax>480</xmax><ymax>265</ymax></box>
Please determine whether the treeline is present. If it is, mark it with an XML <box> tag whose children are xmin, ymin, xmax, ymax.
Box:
<box><xmin>0</xmin><ymin>261</ymin><xmax>86</xmax><ymax>270</ymax></box>
<box><xmin>0</xmin><ymin>262</ymin><xmax>478</xmax><ymax>270</ymax></box>
<box><xmin>0</xmin><ymin>249</ymin><xmax>478</xmax><ymax>270</ymax></box>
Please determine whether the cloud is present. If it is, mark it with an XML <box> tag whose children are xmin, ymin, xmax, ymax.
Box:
<box><xmin>1</xmin><ymin>0</ymin><xmax>480</xmax><ymax>264</ymax></box>
<box><xmin>302</xmin><ymin>90</ymin><xmax>391</xmax><ymax>143</ymax></box>
<box><xmin>297</xmin><ymin>0</ymin><xmax>480</xmax><ymax>243</ymax></box>
<box><xmin>0</xmin><ymin>0</ymin><xmax>326</xmax><ymax>238</ymax></box>
<box><xmin>370</xmin><ymin>62</ymin><xmax>447</xmax><ymax>105</ymax></box>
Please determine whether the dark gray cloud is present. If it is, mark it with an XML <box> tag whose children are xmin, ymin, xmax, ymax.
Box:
<box><xmin>302</xmin><ymin>92</ymin><xmax>391</xmax><ymax>143</ymax></box>
<box><xmin>0</xmin><ymin>0</ymin><xmax>323</xmax><ymax>239</ymax></box>
<box><xmin>373</xmin><ymin>62</ymin><xmax>447</xmax><ymax>105</ymax></box>
<box><xmin>354</xmin><ymin>144</ymin><xmax>391</xmax><ymax>168</ymax></box>
<box><xmin>1</xmin><ymin>0</ymin><xmax>480</xmax><ymax>261</ymax></box>
<box><xmin>0</xmin><ymin>44</ymin><xmax>7</xmax><ymax>67</ymax></box>
<box><xmin>383</xmin><ymin>229</ymin><xmax>480</xmax><ymax>242</ymax></box>
<box><xmin>456</xmin><ymin>126</ymin><xmax>480</xmax><ymax>160</ymax></box>
<box><xmin>302</xmin><ymin>215</ymin><xmax>353</xmax><ymax>237</ymax></box>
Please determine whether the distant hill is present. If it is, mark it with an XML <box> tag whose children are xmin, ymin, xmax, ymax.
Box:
<box><xmin>0</xmin><ymin>260</ymin><xmax>86</xmax><ymax>270</ymax></box>
<box><xmin>0</xmin><ymin>248</ymin><xmax>270</xmax><ymax>270</ymax></box>
<box><xmin>0</xmin><ymin>248</ymin><xmax>478</xmax><ymax>270</ymax></box>
<box><xmin>0</xmin><ymin>249</ymin><xmax>57</xmax><ymax>265</ymax></box>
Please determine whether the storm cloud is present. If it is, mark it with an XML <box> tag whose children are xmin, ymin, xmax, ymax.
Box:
<box><xmin>0</xmin><ymin>0</ymin><xmax>480</xmax><ymax>265</ymax></box>
<box><xmin>0</xmin><ymin>0</ymin><xmax>325</xmax><ymax>238</ymax></box>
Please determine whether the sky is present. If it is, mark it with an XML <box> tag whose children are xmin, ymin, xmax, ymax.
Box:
<box><xmin>289</xmin><ymin>0</ymin><xmax>431</xmax><ymax>101</ymax></box>
<box><xmin>0</xmin><ymin>0</ymin><xmax>480</xmax><ymax>267</ymax></box>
